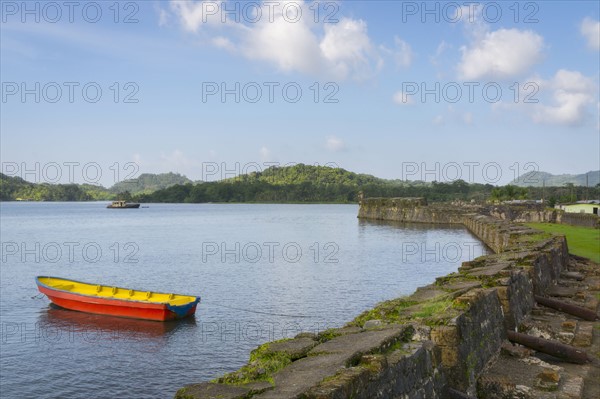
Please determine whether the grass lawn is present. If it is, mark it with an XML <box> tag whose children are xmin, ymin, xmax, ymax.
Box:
<box><xmin>525</xmin><ymin>223</ymin><xmax>600</xmax><ymax>264</ymax></box>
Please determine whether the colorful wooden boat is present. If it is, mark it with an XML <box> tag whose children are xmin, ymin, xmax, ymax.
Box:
<box><xmin>36</xmin><ymin>276</ymin><xmax>200</xmax><ymax>321</ymax></box>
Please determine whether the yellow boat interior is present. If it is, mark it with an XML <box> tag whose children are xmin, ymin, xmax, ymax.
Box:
<box><xmin>37</xmin><ymin>276</ymin><xmax>198</xmax><ymax>306</ymax></box>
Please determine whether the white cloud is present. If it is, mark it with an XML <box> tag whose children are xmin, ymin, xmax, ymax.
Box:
<box><xmin>128</xmin><ymin>151</ymin><xmax>199</xmax><ymax>178</ymax></box>
<box><xmin>458</xmin><ymin>28</ymin><xmax>544</xmax><ymax>80</ymax></box>
<box><xmin>430</xmin><ymin>107</ymin><xmax>474</xmax><ymax>126</ymax></box>
<box><xmin>259</xmin><ymin>146</ymin><xmax>272</xmax><ymax>162</ymax></box>
<box><xmin>580</xmin><ymin>17</ymin><xmax>600</xmax><ymax>50</ymax></box>
<box><xmin>169</xmin><ymin>0</ymin><xmax>224</xmax><ymax>31</ymax></box>
<box><xmin>157</xmin><ymin>7</ymin><xmax>170</xmax><ymax>27</ymax></box>
<box><xmin>435</xmin><ymin>41</ymin><xmax>449</xmax><ymax>56</ymax></box>
<box><xmin>132</xmin><ymin>153</ymin><xmax>143</xmax><ymax>165</ymax></box>
<box><xmin>430</xmin><ymin>40</ymin><xmax>449</xmax><ymax>67</ymax></box>
<box><xmin>167</xmin><ymin>0</ymin><xmax>382</xmax><ymax>80</ymax></box>
<box><xmin>393</xmin><ymin>37</ymin><xmax>413</xmax><ymax>68</ymax></box>
<box><xmin>160</xmin><ymin>149</ymin><xmax>197</xmax><ymax>170</ymax></box>
<box><xmin>499</xmin><ymin>70</ymin><xmax>597</xmax><ymax>126</ymax></box>
<box><xmin>325</xmin><ymin>136</ymin><xmax>346</xmax><ymax>152</ymax></box>
<box><xmin>530</xmin><ymin>70</ymin><xmax>597</xmax><ymax>125</ymax></box>
<box><xmin>392</xmin><ymin>91</ymin><xmax>413</xmax><ymax>105</ymax></box>
<box><xmin>463</xmin><ymin>112</ymin><xmax>473</xmax><ymax>125</ymax></box>
<box><xmin>380</xmin><ymin>36</ymin><xmax>412</xmax><ymax>68</ymax></box>
<box><xmin>320</xmin><ymin>18</ymin><xmax>381</xmax><ymax>79</ymax></box>
<box><xmin>212</xmin><ymin>36</ymin><xmax>236</xmax><ymax>51</ymax></box>
<box><xmin>240</xmin><ymin>9</ymin><xmax>325</xmax><ymax>76</ymax></box>
<box><xmin>456</xmin><ymin>4</ymin><xmax>488</xmax><ymax>39</ymax></box>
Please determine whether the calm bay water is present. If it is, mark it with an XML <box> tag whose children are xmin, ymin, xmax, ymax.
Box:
<box><xmin>0</xmin><ymin>202</ymin><xmax>487</xmax><ymax>398</ymax></box>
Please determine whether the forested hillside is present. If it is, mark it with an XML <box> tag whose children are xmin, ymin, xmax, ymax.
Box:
<box><xmin>2</xmin><ymin>165</ymin><xmax>598</xmax><ymax>203</ymax></box>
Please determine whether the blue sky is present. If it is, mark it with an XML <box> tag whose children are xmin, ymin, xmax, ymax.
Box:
<box><xmin>1</xmin><ymin>1</ymin><xmax>599</xmax><ymax>186</ymax></box>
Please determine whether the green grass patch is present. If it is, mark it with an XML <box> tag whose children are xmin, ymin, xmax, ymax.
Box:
<box><xmin>525</xmin><ymin>223</ymin><xmax>600</xmax><ymax>263</ymax></box>
<box><xmin>513</xmin><ymin>231</ymin><xmax>553</xmax><ymax>244</ymax></box>
<box><xmin>410</xmin><ymin>298</ymin><xmax>461</xmax><ymax>327</ymax></box>
<box><xmin>351</xmin><ymin>295</ymin><xmax>463</xmax><ymax>328</ymax></box>
<box><xmin>317</xmin><ymin>328</ymin><xmax>343</xmax><ymax>343</ymax></box>
<box><xmin>216</xmin><ymin>339</ymin><xmax>292</xmax><ymax>385</ymax></box>
<box><xmin>174</xmin><ymin>388</ymin><xmax>195</xmax><ymax>399</ymax></box>
<box><xmin>452</xmin><ymin>300</ymin><xmax>471</xmax><ymax>311</ymax></box>
<box><xmin>351</xmin><ymin>297</ymin><xmax>417</xmax><ymax>327</ymax></box>
<box><xmin>412</xmin><ymin>299</ymin><xmax>454</xmax><ymax>319</ymax></box>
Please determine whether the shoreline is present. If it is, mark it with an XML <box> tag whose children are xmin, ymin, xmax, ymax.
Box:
<box><xmin>174</xmin><ymin>199</ymin><xmax>599</xmax><ymax>399</ymax></box>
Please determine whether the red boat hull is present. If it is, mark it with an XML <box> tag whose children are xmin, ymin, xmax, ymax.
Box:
<box><xmin>38</xmin><ymin>285</ymin><xmax>198</xmax><ymax>321</ymax></box>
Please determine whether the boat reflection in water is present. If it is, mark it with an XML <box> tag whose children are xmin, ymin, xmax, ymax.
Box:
<box><xmin>38</xmin><ymin>305</ymin><xmax>197</xmax><ymax>346</ymax></box>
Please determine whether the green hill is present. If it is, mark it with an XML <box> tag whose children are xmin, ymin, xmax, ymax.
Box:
<box><xmin>510</xmin><ymin>170</ymin><xmax>599</xmax><ymax>187</ymax></box>
<box><xmin>228</xmin><ymin>164</ymin><xmax>384</xmax><ymax>186</ymax></box>
<box><xmin>0</xmin><ymin>173</ymin><xmax>104</xmax><ymax>201</ymax></box>
<box><xmin>3</xmin><ymin>166</ymin><xmax>599</xmax><ymax>203</ymax></box>
<box><xmin>109</xmin><ymin>172</ymin><xmax>193</xmax><ymax>195</ymax></box>
<box><xmin>0</xmin><ymin>172</ymin><xmax>193</xmax><ymax>201</ymax></box>
<box><xmin>137</xmin><ymin>164</ymin><xmax>495</xmax><ymax>203</ymax></box>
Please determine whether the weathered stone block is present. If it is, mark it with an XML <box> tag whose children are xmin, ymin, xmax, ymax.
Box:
<box><xmin>430</xmin><ymin>326</ymin><xmax>459</xmax><ymax>346</ymax></box>
<box><xmin>572</xmin><ymin>323</ymin><xmax>593</xmax><ymax>347</ymax></box>
<box><xmin>263</xmin><ymin>337</ymin><xmax>318</xmax><ymax>360</ymax></box>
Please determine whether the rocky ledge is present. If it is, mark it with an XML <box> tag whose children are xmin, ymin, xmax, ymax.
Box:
<box><xmin>175</xmin><ymin>200</ymin><xmax>599</xmax><ymax>399</ymax></box>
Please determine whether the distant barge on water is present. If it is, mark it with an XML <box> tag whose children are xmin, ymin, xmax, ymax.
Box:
<box><xmin>107</xmin><ymin>200</ymin><xmax>140</xmax><ymax>209</ymax></box>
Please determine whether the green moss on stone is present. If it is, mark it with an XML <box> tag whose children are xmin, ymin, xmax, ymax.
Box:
<box><xmin>412</xmin><ymin>300</ymin><xmax>453</xmax><ymax>319</ymax></box>
<box><xmin>512</xmin><ymin>232</ymin><xmax>553</xmax><ymax>245</ymax></box>
<box><xmin>317</xmin><ymin>328</ymin><xmax>343</xmax><ymax>343</ymax></box>
<box><xmin>216</xmin><ymin>339</ymin><xmax>293</xmax><ymax>386</ymax></box>
<box><xmin>350</xmin><ymin>297</ymin><xmax>417</xmax><ymax>327</ymax></box>
<box><xmin>174</xmin><ymin>388</ymin><xmax>195</xmax><ymax>399</ymax></box>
